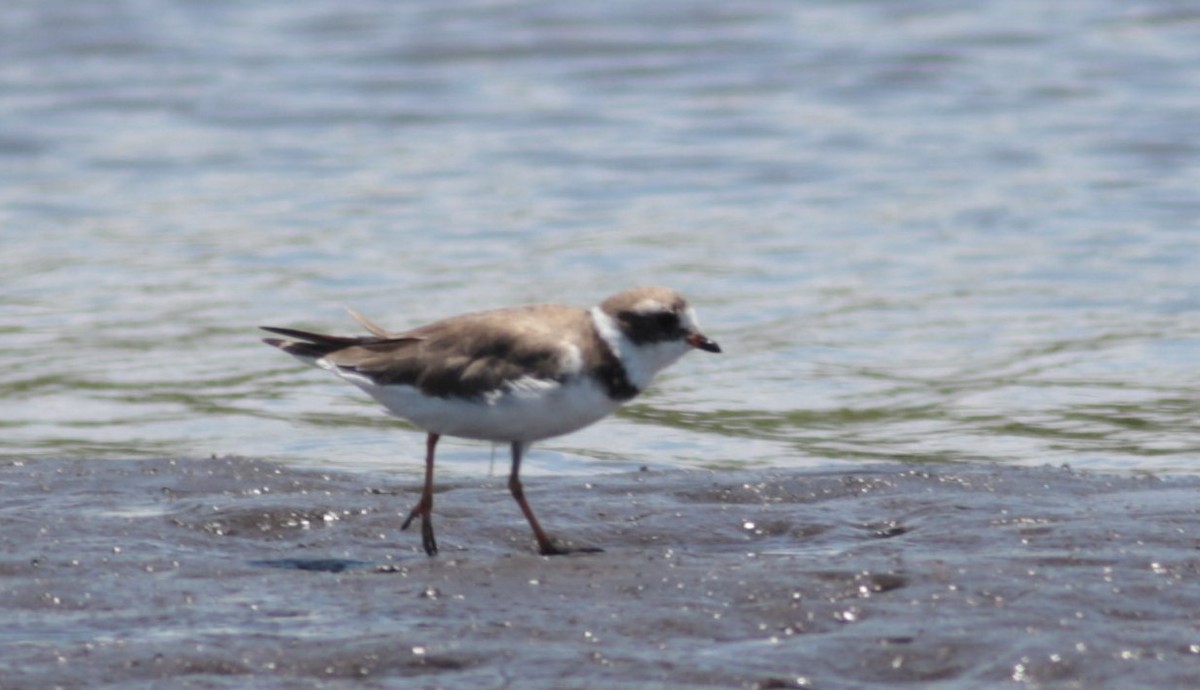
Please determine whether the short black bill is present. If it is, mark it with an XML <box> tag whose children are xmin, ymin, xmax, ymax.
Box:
<box><xmin>687</xmin><ymin>333</ymin><xmax>721</xmax><ymax>353</ymax></box>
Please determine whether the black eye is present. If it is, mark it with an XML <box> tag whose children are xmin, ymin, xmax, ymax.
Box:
<box><xmin>620</xmin><ymin>309</ymin><xmax>683</xmax><ymax>345</ymax></box>
<box><xmin>655</xmin><ymin>312</ymin><xmax>680</xmax><ymax>332</ymax></box>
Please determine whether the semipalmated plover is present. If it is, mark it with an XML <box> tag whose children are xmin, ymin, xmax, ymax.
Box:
<box><xmin>262</xmin><ymin>286</ymin><xmax>720</xmax><ymax>556</ymax></box>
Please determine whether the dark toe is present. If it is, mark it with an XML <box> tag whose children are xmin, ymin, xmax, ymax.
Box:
<box><xmin>538</xmin><ymin>539</ymin><xmax>603</xmax><ymax>556</ymax></box>
<box><xmin>421</xmin><ymin>522</ymin><xmax>438</xmax><ymax>556</ymax></box>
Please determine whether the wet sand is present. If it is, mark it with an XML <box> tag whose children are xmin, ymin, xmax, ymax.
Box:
<box><xmin>3</xmin><ymin>456</ymin><xmax>1200</xmax><ymax>689</ymax></box>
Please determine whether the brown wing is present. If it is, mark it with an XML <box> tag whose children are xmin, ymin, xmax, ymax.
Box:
<box><xmin>321</xmin><ymin>305</ymin><xmax>592</xmax><ymax>398</ymax></box>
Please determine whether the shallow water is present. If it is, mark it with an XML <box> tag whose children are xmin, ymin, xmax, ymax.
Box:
<box><xmin>3</xmin><ymin>3</ymin><xmax>1200</xmax><ymax>686</ymax></box>
<box><xmin>3</xmin><ymin>0</ymin><xmax>1200</xmax><ymax>476</ymax></box>
<box><xmin>5</xmin><ymin>456</ymin><xmax>1200</xmax><ymax>689</ymax></box>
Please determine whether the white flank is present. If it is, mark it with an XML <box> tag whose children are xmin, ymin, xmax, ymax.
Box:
<box><xmin>343</xmin><ymin>374</ymin><xmax>619</xmax><ymax>442</ymax></box>
<box><xmin>276</xmin><ymin>300</ymin><xmax>704</xmax><ymax>443</ymax></box>
<box><xmin>558</xmin><ymin>342</ymin><xmax>584</xmax><ymax>376</ymax></box>
<box><xmin>293</xmin><ymin>338</ymin><xmax>619</xmax><ymax>442</ymax></box>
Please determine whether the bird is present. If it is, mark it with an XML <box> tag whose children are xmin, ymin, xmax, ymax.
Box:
<box><xmin>261</xmin><ymin>286</ymin><xmax>721</xmax><ymax>556</ymax></box>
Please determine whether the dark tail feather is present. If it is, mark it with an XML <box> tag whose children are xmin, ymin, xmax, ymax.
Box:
<box><xmin>261</xmin><ymin>338</ymin><xmax>336</xmax><ymax>360</ymax></box>
<box><xmin>260</xmin><ymin>326</ymin><xmax>369</xmax><ymax>359</ymax></box>
<box><xmin>260</xmin><ymin>326</ymin><xmax>362</xmax><ymax>345</ymax></box>
<box><xmin>260</xmin><ymin>326</ymin><xmax>421</xmax><ymax>360</ymax></box>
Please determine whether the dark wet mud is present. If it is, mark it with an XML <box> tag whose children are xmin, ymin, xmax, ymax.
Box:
<box><xmin>3</xmin><ymin>457</ymin><xmax>1200</xmax><ymax>689</ymax></box>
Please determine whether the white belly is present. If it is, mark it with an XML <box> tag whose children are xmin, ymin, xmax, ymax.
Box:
<box><xmin>347</xmin><ymin>375</ymin><xmax>622</xmax><ymax>443</ymax></box>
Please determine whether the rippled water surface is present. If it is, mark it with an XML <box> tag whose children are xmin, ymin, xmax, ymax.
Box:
<box><xmin>5</xmin><ymin>2</ymin><xmax>1200</xmax><ymax>688</ymax></box>
<box><xmin>4</xmin><ymin>0</ymin><xmax>1200</xmax><ymax>475</ymax></box>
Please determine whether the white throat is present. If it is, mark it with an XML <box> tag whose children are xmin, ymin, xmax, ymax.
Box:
<box><xmin>589</xmin><ymin>307</ymin><xmax>691</xmax><ymax>391</ymax></box>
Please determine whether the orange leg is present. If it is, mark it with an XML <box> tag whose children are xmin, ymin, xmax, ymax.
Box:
<box><xmin>504</xmin><ymin>441</ymin><xmax>564</xmax><ymax>556</ymax></box>
<box><xmin>507</xmin><ymin>442</ymin><xmax>560</xmax><ymax>555</ymax></box>
<box><xmin>508</xmin><ymin>442</ymin><xmax>602</xmax><ymax>555</ymax></box>
<box><xmin>402</xmin><ymin>432</ymin><xmax>439</xmax><ymax>556</ymax></box>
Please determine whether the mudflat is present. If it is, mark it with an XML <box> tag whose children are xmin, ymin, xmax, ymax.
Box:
<box><xmin>3</xmin><ymin>456</ymin><xmax>1199</xmax><ymax>689</ymax></box>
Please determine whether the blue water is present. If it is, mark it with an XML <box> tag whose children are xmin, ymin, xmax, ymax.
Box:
<box><xmin>4</xmin><ymin>0</ymin><xmax>1200</xmax><ymax>475</ymax></box>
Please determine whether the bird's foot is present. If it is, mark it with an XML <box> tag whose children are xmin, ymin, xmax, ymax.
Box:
<box><xmin>401</xmin><ymin>498</ymin><xmax>437</xmax><ymax>556</ymax></box>
<box><xmin>420</xmin><ymin>519</ymin><xmax>438</xmax><ymax>557</ymax></box>
<box><xmin>537</xmin><ymin>538</ymin><xmax>604</xmax><ymax>556</ymax></box>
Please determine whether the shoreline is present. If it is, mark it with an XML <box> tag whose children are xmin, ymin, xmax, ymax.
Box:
<box><xmin>3</xmin><ymin>456</ymin><xmax>1199</xmax><ymax>688</ymax></box>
